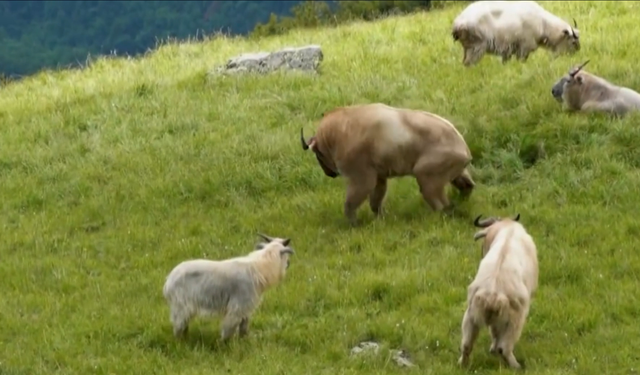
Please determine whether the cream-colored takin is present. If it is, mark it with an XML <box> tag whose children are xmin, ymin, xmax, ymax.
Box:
<box><xmin>551</xmin><ymin>60</ymin><xmax>640</xmax><ymax>117</ymax></box>
<box><xmin>162</xmin><ymin>233</ymin><xmax>294</xmax><ymax>341</ymax></box>
<box><xmin>458</xmin><ymin>214</ymin><xmax>538</xmax><ymax>370</ymax></box>
<box><xmin>300</xmin><ymin>103</ymin><xmax>475</xmax><ymax>226</ymax></box>
<box><xmin>452</xmin><ymin>1</ymin><xmax>581</xmax><ymax>66</ymax></box>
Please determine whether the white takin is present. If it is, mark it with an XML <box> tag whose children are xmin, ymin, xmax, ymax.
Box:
<box><xmin>458</xmin><ymin>214</ymin><xmax>539</xmax><ymax>370</ymax></box>
<box><xmin>162</xmin><ymin>233</ymin><xmax>294</xmax><ymax>341</ymax></box>
<box><xmin>451</xmin><ymin>1</ymin><xmax>581</xmax><ymax>66</ymax></box>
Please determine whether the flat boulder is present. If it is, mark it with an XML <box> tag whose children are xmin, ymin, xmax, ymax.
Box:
<box><xmin>212</xmin><ymin>45</ymin><xmax>323</xmax><ymax>75</ymax></box>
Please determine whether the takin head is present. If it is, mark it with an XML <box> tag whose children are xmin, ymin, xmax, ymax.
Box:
<box><xmin>472</xmin><ymin>213</ymin><xmax>521</xmax><ymax>256</ymax></box>
<box><xmin>300</xmin><ymin>127</ymin><xmax>339</xmax><ymax>178</ymax></box>
<box><xmin>545</xmin><ymin>18</ymin><xmax>580</xmax><ymax>55</ymax></box>
<box><xmin>551</xmin><ymin>59</ymin><xmax>590</xmax><ymax>103</ymax></box>
<box><xmin>252</xmin><ymin>233</ymin><xmax>295</xmax><ymax>271</ymax></box>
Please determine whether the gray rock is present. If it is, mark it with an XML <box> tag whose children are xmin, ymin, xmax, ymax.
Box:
<box><xmin>391</xmin><ymin>349</ymin><xmax>415</xmax><ymax>367</ymax></box>
<box><xmin>212</xmin><ymin>45</ymin><xmax>323</xmax><ymax>76</ymax></box>
<box><xmin>350</xmin><ymin>341</ymin><xmax>415</xmax><ymax>368</ymax></box>
<box><xmin>350</xmin><ymin>341</ymin><xmax>380</xmax><ymax>356</ymax></box>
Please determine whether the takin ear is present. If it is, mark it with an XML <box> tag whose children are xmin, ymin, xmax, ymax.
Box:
<box><xmin>473</xmin><ymin>228</ymin><xmax>489</xmax><ymax>241</ymax></box>
<box><xmin>576</xmin><ymin>76</ymin><xmax>583</xmax><ymax>84</ymax></box>
<box><xmin>308</xmin><ymin>138</ymin><xmax>317</xmax><ymax>151</ymax></box>
<box><xmin>280</xmin><ymin>247</ymin><xmax>295</xmax><ymax>256</ymax></box>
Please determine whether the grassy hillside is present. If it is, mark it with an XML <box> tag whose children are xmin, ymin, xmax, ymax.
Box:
<box><xmin>2</xmin><ymin>1</ymin><xmax>640</xmax><ymax>374</ymax></box>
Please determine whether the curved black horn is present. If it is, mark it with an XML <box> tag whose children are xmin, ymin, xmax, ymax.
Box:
<box><xmin>513</xmin><ymin>213</ymin><xmax>520</xmax><ymax>222</ymax></box>
<box><xmin>573</xmin><ymin>18</ymin><xmax>578</xmax><ymax>28</ymax></box>
<box><xmin>473</xmin><ymin>214</ymin><xmax>498</xmax><ymax>228</ymax></box>
<box><xmin>577</xmin><ymin>59</ymin><xmax>590</xmax><ymax>70</ymax></box>
<box><xmin>257</xmin><ymin>233</ymin><xmax>274</xmax><ymax>242</ymax></box>
<box><xmin>300</xmin><ymin>128</ymin><xmax>309</xmax><ymax>151</ymax></box>
<box><xmin>473</xmin><ymin>214</ymin><xmax>484</xmax><ymax>227</ymax></box>
<box><xmin>569</xmin><ymin>59</ymin><xmax>590</xmax><ymax>77</ymax></box>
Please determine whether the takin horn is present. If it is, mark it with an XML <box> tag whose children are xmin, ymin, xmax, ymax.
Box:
<box><xmin>573</xmin><ymin>18</ymin><xmax>578</xmax><ymax>29</ymax></box>
<box><xmin>300</xmin><ymin>128</ymin><xmax>310</xmax><ymax>151</ymax></box>
<box><xmin>570</xmin><ymin>59</ymin><xmax>590</xmax><ymax>77</ymax></box>
<box><xmin>257</xmin><ymin>233</ymin><xmax>275</xmax><ymax>243</ymax></box>
<box><xmin>473</xmin><ymin>215</ymin><xmax>498</xmax><ymax>228</ymax></box>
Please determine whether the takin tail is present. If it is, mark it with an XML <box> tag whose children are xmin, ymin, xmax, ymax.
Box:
<box><xmin>471</xmin><ymin>289</ymin><xmax>513</xmax><ymax>325</ymax></box>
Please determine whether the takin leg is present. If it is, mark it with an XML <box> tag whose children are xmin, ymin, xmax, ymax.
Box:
<box><xmin>415</xmin><ymin>154</ymin><xmax>467</xmax><ymax>211</ymax></box>
<box><xmin>501</xmin><ymin>52</ymin><xmax>512</xmax><ymax>64</ymax></box>
<box><xmin>238</xmin><ymin>317</ymin><xmax>251</xmax><ymax>338</ymax></box>
<box><xmin>581</xmin><ymin>99</ymin><xmax>628</xmax><ymax>117</ymax></box>
<box><xmin>344</xmin><ymin>171</ymin><xmax>377</xmax><ymax>226</ymax></box>
<box><xmin>464</xmin><ymin>44</ymin><xmax>486</xmax><ymax>66</ymax></box>
<box><xmin>220</xmin><ymin>314</ymin><xmax>243</xmax><ymax>341</ymax></box>
<box><xmin>500</xmin><ymin>42</ymin><xmax>517</xmax><ymax>64</ymax></box>
<box><xmin>462</xmin><ymin>46</ymin><xmax>471</xmax><ymax>65</ymax></box>
<box><xmin>170</xmin><ymin>307</ymin><xmax>192</xmax><ymax>339</ymax></box>
<box><xmin>416</xmin><ymin>175</ymin><xmax>449</xmax><ymax>211</ymax></box>
<box><xmin>451</xmin><ymin>167</ymin><xmax>475</xmax><ymax>198</ymax></box>
<box><xmin>489</xmin><ymin>324</ymin><xmax>501</xmax><ymax>354</ymax></box>
<box><xmin>516</xmin><ymin>40</ymin><xmax>536</xmax><ymax>62</ymax></box>
<box><xmin>458</xmin><ymin>308</ymin><xmax>481</xmax><ymax>367</ymax></box>
<box><xmin>496</xmin><ymin>314</ymin><xmax>527</xmax><ymax>369</ymax></box>
<box><xmin>369</xmin><ymin>177</ymin><xmax>388</xmax><ymax>216</ymax></box>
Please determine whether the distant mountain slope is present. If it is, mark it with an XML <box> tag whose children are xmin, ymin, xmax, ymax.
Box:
<box><xmin>0</xmin><ymin>0</ymin><xmax>302</xmax><ymax>77</ymax></box>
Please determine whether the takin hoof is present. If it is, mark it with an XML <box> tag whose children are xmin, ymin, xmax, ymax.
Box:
<box><xmin>457</xmin><ymin>355</ymin><xmax>469</xmax><ymax>367</ymax></box>
<box><xmin>443</xmin><ymin>204</ymin><xmax>457</xmax><ymax>216</ymax></box>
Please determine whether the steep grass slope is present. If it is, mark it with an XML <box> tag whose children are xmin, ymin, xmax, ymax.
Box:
<box><xmin>2</xmin><ymin>1</ymin><xmax>640</xmax><ymax>374</ymax></box>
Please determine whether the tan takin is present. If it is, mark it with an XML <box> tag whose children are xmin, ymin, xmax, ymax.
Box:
<box><xmin>551</xmin><ymin>59</ymin><xmax>640</xmax><ymax>117</ymax></box>
<box><xmin>458</xmin><ymin>214</ymin><xmax>539</xmax><ymax>370</ymax></box>
<box><xmin>300</xmin><ymin>103</ymin><xmax>475</xmax><ymax>226</ymax></box>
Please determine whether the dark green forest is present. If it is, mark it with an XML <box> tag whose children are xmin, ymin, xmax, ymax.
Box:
<box><xmin>0</xmin><ymin>1</ymin><xmax>446</xmax><ymax>79</ymax></box>
<box><xmin>0</xmin><ymin>1</ymin><xmax>303</xmax><ymax>77</ymax></box>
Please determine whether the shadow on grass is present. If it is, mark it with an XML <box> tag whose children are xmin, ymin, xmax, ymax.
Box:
<box><xmin>322</xmin><ymin>198</ymin><xmax>478</xmax><ymax>231</ymax></box>
<box><xmin>131</xmin><ymin>326</ymin><xmax>235</xmax><ymax>356</ymax></box>
<box><xmin>463</xmin><ymin>354</ymin><xmax>528</xmax><ymax>373</ymax></box>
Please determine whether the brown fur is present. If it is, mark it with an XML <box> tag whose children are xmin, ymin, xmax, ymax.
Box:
<box><xmin>458</xmin><ymin>214</ymin><xmax>538</xmax><ymax>370</ymax></box>
<box><xmin>301</xmin><ymin>103</ymin><xmax>475</xmax><ymax>225</ymax></box>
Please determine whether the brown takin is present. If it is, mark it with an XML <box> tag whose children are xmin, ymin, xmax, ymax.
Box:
<box><xmin>458</xmin><ymin>214</ymin><xmax>538</xmax><ymax>370</ymax></box>
<box><xmin>551</xmin><ymin>60</ymin><xmax>640</xmax><ymax>117</ymax></box>
<box><xmin>300</xmin><ymin>103</ymin><xmax>475</xmax><ymax>226</ymax></box>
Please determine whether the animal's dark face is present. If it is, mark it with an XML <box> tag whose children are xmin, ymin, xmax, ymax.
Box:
<box><xmin>552</xmin><ymin>60</ymin><xmax>591</xmax><ymax>103</ymax></box>
<box><xmin>551</xmin><ymin>76</ymin><xmax>569</xmax><ymax>102</ymax></box>
<box><xmin>561</xmin><ymin>29</ymin><xmax>580</xmax><ymax>53</ymax></box>
<box><xmin>559</xmin><ymin>19</ymin><xmax>580</xmax><ymax>54</ymax></box>
<box><xmin>315</xmin><ymin>151</ymin><xmax>338</xmax><ymax>178</ymax></box>
<box><xmin>301</xmin><ymin>127</ymin><xmax>339</xmax><ymax>178</ymax></box>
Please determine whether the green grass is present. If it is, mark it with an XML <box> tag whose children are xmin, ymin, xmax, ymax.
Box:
<box><xmin>2</xmin><ymin>1</ymin><xmax>640</xmax><ymax>374</ymax></box>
